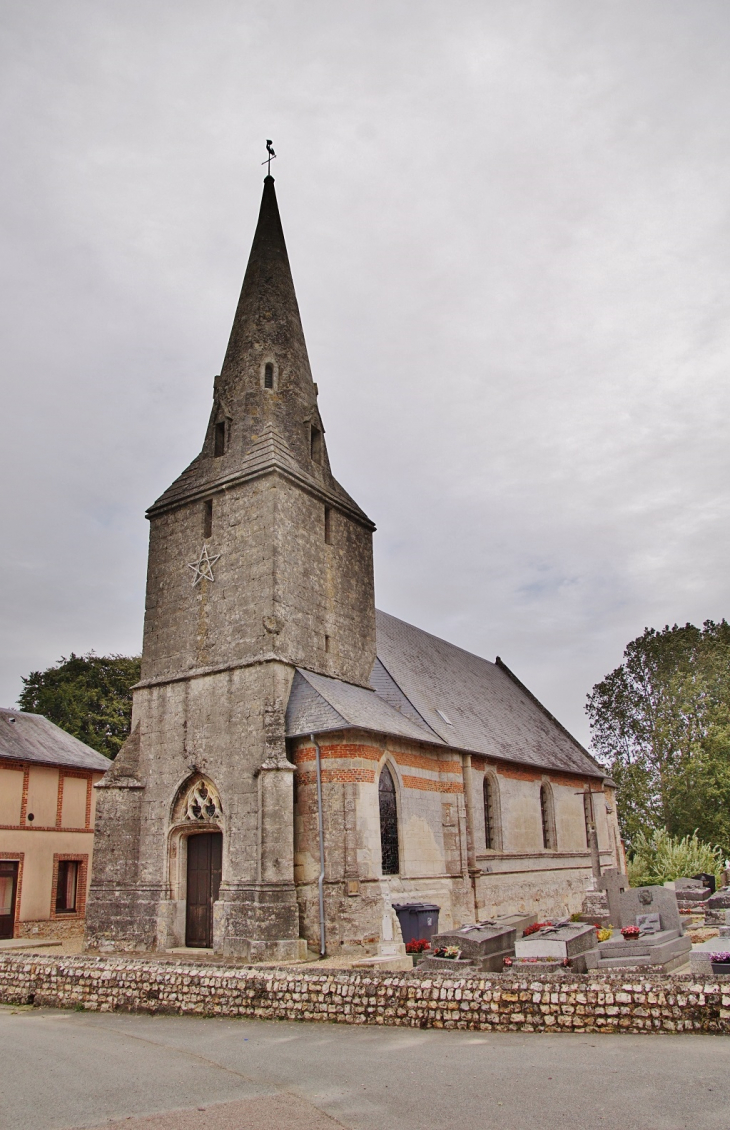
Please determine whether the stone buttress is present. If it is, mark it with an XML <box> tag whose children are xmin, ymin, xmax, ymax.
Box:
<box><xmin>85</xmin><ymin>176</ymin><xmax>376</xmax><ymax>957</ymax></box>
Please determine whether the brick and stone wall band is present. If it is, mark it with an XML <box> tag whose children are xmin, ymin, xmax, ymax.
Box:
<box><xmin>1</xmin><ymin>954</ymin><xmax>729</xmax><ymax>1034</ymax></box>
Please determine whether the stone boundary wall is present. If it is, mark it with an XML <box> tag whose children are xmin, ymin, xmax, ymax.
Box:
<box><xmin>1</xmin><ymin>953</ymin><xmax>729</xmax><ymax>1034</ymax></box>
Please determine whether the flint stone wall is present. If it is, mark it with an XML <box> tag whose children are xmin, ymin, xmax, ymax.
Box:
<box><xmin>1</xmin><ymin>953</ymin><xmax>730</xmax><ymax>1034</ymax></box>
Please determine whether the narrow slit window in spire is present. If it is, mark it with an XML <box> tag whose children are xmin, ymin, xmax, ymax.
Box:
<box><xmin>214</xmin><ymin>421</ymin><xmax>227</xmax><ymax>457</ymax></box>
<box><xmin>264</xmin><ymin>362</ymin><xmax>274</xmax><ymax>389</ymax></box>
<box><xmin>310</xmin><ymin>425</ymin><xmax>322</xmax><ymax>464</ymax></box>
<box><xmin>203</xmin><ymin>500</ymin><xmax>213</xmax><ymax>540</ymax></box>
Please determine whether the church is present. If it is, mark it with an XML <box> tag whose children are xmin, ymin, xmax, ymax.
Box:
<box><xmin>85</xmin><ymin>172</ymin><xmax>623</xmax><ymax>960</ymax></box>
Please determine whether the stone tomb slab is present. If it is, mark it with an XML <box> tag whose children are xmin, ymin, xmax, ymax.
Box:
<box><xmin>584</xmin><ymin>888</ymin><xmax>691</xmax><ymax>973</ymax></box>
<box><xmin>431</xmin><ymin>922</ymin><xmax>516</xmax><ymax>959</ymax></box>
<box><xmin>514</xmin><ymin>923</ymin><xmax>597</xmax><ymax>971</ymax></box>
<box><xmin>705</xmin><ymin>890</ymin><xmax>730</xmax><ymax>923</ymax></box>
<box><xmin>423</xmin><ymin>922</ymin><xmax>516</xmax><ymax>971</ymax></box>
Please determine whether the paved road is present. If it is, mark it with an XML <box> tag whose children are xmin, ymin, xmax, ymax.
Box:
<box><xmin>1</xmin><ymin>1004</ymin><xmax>729</xmax><ymax>1129</ymax></box>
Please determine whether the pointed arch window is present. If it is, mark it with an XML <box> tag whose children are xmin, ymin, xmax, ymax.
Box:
<box><xmin>540</xmin><ymin>784</ymin><xmax>555</xmax><ymax>850</ymax></box>
<box><xmin>483</xmin><ymin>777</ymin><xmax>494</xmax><ymax>850</ymax></box>
<box><xmin>379</xmin><ymin>764</ymin><xmax>399</xmax><ymax>875</ymax></box>
<box><xmin>264</xmin><ymin>362</ymin><xmax>274</xmax><ymax>389</ymax></box>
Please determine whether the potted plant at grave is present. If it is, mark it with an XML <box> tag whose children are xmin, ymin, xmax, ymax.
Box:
<box><xmin>710</xmin><ymin>952</ymin><xmax>730</xmax><ymax>975</ymax></box>
<box><xmin>405</xmin><ymin>938</ymin><xmax>431</xmax><ymax>965</ymax></box>
<box><xmin>621</xmin><ymin>925</ymin><xmax>640</xmax><ymax>940</ymax></box>
<box><xmin>432</xmin><ymin>945</ymin><xmax>461</xmax><ymax>960</ymax></box>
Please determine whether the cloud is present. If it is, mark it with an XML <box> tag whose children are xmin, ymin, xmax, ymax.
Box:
<box><xmin>1</xmin><ymin>0</ymin><xmax>729</xmax><ymax>746</ymax></box>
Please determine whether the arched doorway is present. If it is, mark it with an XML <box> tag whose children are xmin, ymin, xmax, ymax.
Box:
<box><xmin>185</xmin><ymin>831</ymin><xmax>222</xmax><ymax>948</ymax></box>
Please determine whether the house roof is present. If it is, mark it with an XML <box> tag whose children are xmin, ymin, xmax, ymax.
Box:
<box><xmin>0</xmin><ymin>708</ymin><xmax>111</xmax><ymax>772</ymax></box>
<box><xmin>285</xmin><ymin>610</ymin><xmax>605</xmax><ymax>779</ymax></box>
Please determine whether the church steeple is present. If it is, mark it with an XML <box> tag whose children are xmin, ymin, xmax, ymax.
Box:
<box><xmin>145</xmin><ymin>167</ymin><xmax>376</xmax><ymax>689</ymax></box>
<box><xmin>221</xmin><ymin>178</ymin><xmax>311</xmax><ymax>399</ymax></box>
<box><xmin>149</xmin><ymin>173</ymin><xmax>370</xmax><ymax>525</ymax></box>
<box><xmin>213</xmin><ymin>174</ymin><xmax>328</xmax><ymax>476</ymax></box>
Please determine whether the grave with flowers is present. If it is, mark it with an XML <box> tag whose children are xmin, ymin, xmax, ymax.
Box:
<box><xmin>417</xmin><ymin>918</ymin><xmax>521</xmax><ymax>972</ymax></box>
<box><xmin>584</xmin><ymin>885</ymin><xmax>691</xmax><ymax>973</ymax></box>
<box><xmin>509</xmin><ymin>920</ymin><xmax>598</xmax><ymax>972</ymax></box>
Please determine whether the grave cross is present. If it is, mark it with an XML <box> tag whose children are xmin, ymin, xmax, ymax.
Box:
<box><xmin>598</xmin><ymin>868</ymin><xmax>629</xmax><ymax>928</ymax></box>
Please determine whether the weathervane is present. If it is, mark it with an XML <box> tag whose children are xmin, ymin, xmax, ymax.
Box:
<box><xmin>262</xmin><ymin>139</ymin><xmax>276</xmax><ymax>175</ymax></box>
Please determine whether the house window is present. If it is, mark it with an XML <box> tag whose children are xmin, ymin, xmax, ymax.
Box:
<box><xmin>264</xmin><ymin>362</ymin><xmax>274</xmax><ymax>389</ymax></box>
<box><xmin>55</xmin><ymin>860</ymin><xmax>79</xmax><ymax>913</ymax></box>
<box><xmin>379</xmin><ymin>765</ymin><xmax>399</xmax><ymax>875</ymax></box>
<box><xmin>203</xmin><ymin>499</ymin><xmax>213</xmax><ymax>539</ymax></box>
<box><xmin>324</xmin><ymin>506</ymin><xmax>332</xmax><ymax>544</ymax></box>
<box><xmin>483</xmin><ymin>777</ymin><xmax>494</xmax><ymax>849</ymax></box>
<box><xmin>540</xmin><ymin>784</ymin><xmax>555</xmax><ymax>850</ymax></box>
<box><xmin>214</xmin><ymin>420</ymin><xmax>227</xmax><ymax>457</ymax></box>
<box><xmin>310</xmin><ymin>425</ymin><xmax>322</xmax><ymax>464</ymax></box>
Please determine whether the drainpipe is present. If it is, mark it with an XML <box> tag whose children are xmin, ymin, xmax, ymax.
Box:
<box><xmin>461</xmin><ymin>753</ymin><xmax>479</xmax><ymax>918</ymax></box>
<box><xmin>311</xmin><ymin>734</ymin><xmax>326</xmax><ymax>957</ymax></box>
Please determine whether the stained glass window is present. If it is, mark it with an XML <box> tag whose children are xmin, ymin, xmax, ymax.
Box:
<box><xmin>379</xmin><ymin>765</ymin><xmax>399</xmax><ymax>875</ymax></box>
<box><xmin>483</xmin><ymin>777</ymin><xmax>493</xmax><ymax>849</ymax></box>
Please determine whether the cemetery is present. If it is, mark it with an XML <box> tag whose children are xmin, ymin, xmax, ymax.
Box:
<box><xmin>4</xmin><ymin>866</ymin><xmax>730</xmax><ymax>1034</ymax></box>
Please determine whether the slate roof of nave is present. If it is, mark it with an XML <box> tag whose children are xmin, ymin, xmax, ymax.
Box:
<box><xmin>0</xmin><ymin>707</ymin><xmax>111</xmax><ymax>771</ymax></box>
<box><xmin>285</xmin><ymin>609</ymin><xmax>605</xmax><ymax>779</ymax></box>
<box><xmin>148</xmin><ymin>422</ymin><xmax>370</xmax><ymax>524</ymax></box>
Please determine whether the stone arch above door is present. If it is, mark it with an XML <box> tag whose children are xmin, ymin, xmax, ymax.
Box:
<box><xmin>171</xmin><ymin>774</ymin><xmax>223</xmax><ymax>827</ymax></box>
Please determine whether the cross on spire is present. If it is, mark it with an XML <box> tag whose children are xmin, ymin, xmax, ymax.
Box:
<box><xmin>262</xmin><ymin>139</ymin><xmax>276</xmax><ymax>176</ymax></box>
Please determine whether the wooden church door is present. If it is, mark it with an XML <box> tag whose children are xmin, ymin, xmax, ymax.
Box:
<box><xmin>185</xmin><ymin>832</ymin><xmax>222</xmax><ymax>948</ymax></box>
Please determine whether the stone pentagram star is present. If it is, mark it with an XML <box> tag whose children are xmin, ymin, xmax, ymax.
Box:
<box><xmin>187</xmin><ymin>543</ymin><xmax>221</xmax><ymax>586</ymax></box>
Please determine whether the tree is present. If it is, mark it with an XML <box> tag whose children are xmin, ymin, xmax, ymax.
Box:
<box><xmin>586</xmin><ymin>620</ymin><xmax>730</xmax><ymax>852</ymax></box>
<box><xmin>17</xmin><ymin>653</ymin><xmax>141</xmax><ymax>760</ymax></box>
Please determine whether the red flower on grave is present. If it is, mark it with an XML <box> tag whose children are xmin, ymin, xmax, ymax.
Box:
<box><xmin>405</xmin><ymin>938</ymin><xmax>431</xmax><ymax>954</ymax></box>
<box><xmin>621</xmin><ymin>926</ymin><xmax>640</xmax><ymax>939</ymax></box>
<box><xmin>522</xmin><ymin>921</ymin><xmax>553</xmax><ymax>937</ymax></box>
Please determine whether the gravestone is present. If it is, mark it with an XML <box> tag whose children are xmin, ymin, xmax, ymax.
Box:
<box><xmin>580</xmin><ymin>890</ymin><xmax>610</xmax><ymax>927</ymax></box>
<box><xmin>598</xmin><ymin>869</ymin><xmax>629</xmax><ymax>927</ymax></box>
<box><xmin>420</xmin><ymin>921</ymin><xmax>516</xmax><ymax>972</ymax></box>
<box><xmin>705</xmin><ymin>889</ymin><xmax>730</xmax><ymax>924</ymax></box>
<box><xmin>491</xmin><ymin>913</ymin><xmax>537</xmax><ymax>937</ymax></box>
<box><xmin>669</xmin><ymin>878</ymin><xmax>712</xmax><ymax>912</ymax></box>
<box><xmin>584</xmin><ymin>885</ymin><xmax>691</xmax><ymax>973</ymax></box>
<box><xmin>620</xmin><ymin>885</ymin><xmax>682</xmax><ymax>932</ymax></box>
<box><xmin>514</xmin><ymin>922</ymin><xmax>597</xmax><ymax>972</ymax></box>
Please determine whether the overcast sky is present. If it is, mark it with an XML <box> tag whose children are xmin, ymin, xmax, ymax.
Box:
<box><xmin>2</xmin><ymin>1</ymin><xmax>729</xmax><ymax>747</ymax></box>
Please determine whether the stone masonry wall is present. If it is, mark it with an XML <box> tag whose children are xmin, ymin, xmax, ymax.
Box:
<box><xmin>2</xmin><ymin>953</ymin><xmax>729</xmax><ymax>1034</ymax></box>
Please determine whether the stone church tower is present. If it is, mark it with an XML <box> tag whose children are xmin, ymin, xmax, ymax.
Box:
<box><xmin>86</xmin><ymin>175</ymin><xmax>376</xmax><ymax>958</ymax></box>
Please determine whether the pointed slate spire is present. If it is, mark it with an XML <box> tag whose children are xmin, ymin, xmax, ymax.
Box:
<box><xmin>148</xmin><ymin>172</ymin><xmax>374</xmax><ymax>528</ymax></box>
<box><xmin>215</xmin><ymin>175</ymin><xmax>323</xmax><ymax>472</ymax></box>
